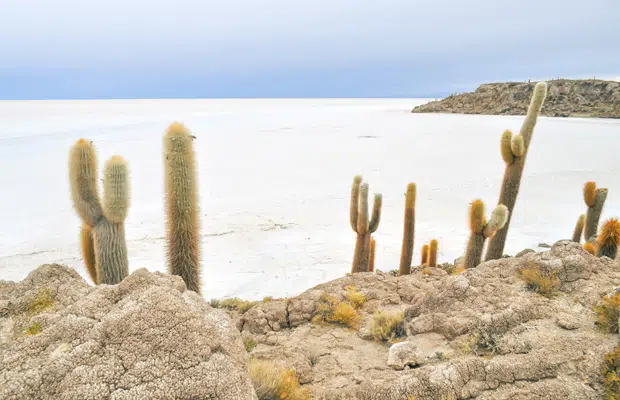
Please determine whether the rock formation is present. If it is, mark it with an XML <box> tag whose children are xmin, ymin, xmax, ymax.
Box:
<box><xmin>411</xmin><ymin>79</ymin><xmax>620</xmax><ymax>118</ymax></box>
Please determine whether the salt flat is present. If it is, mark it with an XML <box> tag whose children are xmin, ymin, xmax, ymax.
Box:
<box><xmin>0</xmin><ymin>98</ymin><xmax>618</xmax><ymax>300</ymax></box>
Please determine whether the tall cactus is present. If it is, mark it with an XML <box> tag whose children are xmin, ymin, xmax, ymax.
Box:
<box><xmin>597</xmin><ymin>218</ymin><xmax>620</xmax><ymax>259</ymax></box>
<box><xmin>572</xmin><ymin>214</ymin><xmax>586</xmax><ymax>243</ymax></box>
<box><xmin>398</xmin><ymin>183</ymin><xmax>416</xmax><ymax>276</ymax></box>
<box><xmin>583</xmin><ymin>181</ymin><xmax>608</xmax><ymax>242</ymax></box>
<box><xmin>368</xmin><ymin>238</ymin><xmax>376</xmax><ymax>273</ymax></box>
<box><xmin>465</xmin><ymin>200</ymin><xmax>509</xmax><ymax>269</ymax></box>
<box><xmin>428</xmin><ymin>239</ymin><xmax>438</xmax><ymax>267</ymax></box>
<box><xmin>69</xmin><ymin>139</ymin><xmax>130</xmax><ymax>285</ymax></box>
<box><xmin>163</xmin><ymin>122</ymin><xmax>202</xmax><ymax>294</ymax></box>
<box><xmin>421</xmin><ymin>244</ymin><xmax>429</xmax><ymax>266</ymax></box>
<box><xmin>350</xmin><ymin>175</ymin><xmax>382</xmax><ymax>273</ymax></box>
<box><xmin>485</xmin><ymin>82</ymin><xmax>548</xmax><ymax>261</ymax></box>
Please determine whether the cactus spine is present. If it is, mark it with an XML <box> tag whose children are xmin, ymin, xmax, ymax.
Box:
<box><xmin>597</xmin><ymin>218</ymin><xmax>620</xmax><ymax>259</ymax></box>
<box><xmin>485</xmin><ymin>82</ymin><xmax>547</xmax><ymax>261</ymax></box>
<box><xmin>69</xmin><ymin>140</ymin><xmax>130</xmax><ymax>285</ymax></box>
<box><xmin>368</xmin><ymin>238</ymin><xmax>376</xmax><ymax>272</ymax></box>
<box><xmin>350</xmin><ymin>175</ymin><xmax>382</xmax><ymax>273</ymax></box>
<box><xmin>398</xmin><ymin>183</ymin><xmax>416</xmax><ymax>276</ymax></box>
<box><xmin>583</xmin><ymin>181</ymin><xmax>608</xmax><ymax>242</ymax></box>
<box><xmin>572</xmin><ymin>214</ymin><xmax>586</xmax><ymax>243</ymax></box>
<box><xmin>428</xmin><ymin>239</ymin><xmax>438</xmax><ymax>267</ymax></box>
<box><xmin>163</xmin><ymin>122</ymin><xmax>202</xmax><ymax>294</ymax></box>
<box><xmin>465</xmin><ymin>200</ymin><xmax>509</xmax><ymax>269</ymax></box>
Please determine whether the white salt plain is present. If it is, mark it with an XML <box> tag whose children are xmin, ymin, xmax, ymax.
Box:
<box><xmin>0</xmin><ymin>98</ymin><xmax>618</xmax><ymax>300</ymax></box>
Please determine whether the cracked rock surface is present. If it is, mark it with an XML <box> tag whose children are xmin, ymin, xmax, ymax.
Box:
<box><xmin>0</xmin><ymin>264</ymin><xmax>257</xmax><ymax>400</ymax></box>
<box><xmin>238</xmin><ymin>240</ymin><xmax>620</xmax><ymax>399</ymax></box>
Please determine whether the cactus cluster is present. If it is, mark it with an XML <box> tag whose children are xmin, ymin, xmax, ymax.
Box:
<box><xmin>349</xmin><ymin>175</ymin><xmax>383</xmax><ymax>273</ymax></box>
<box><xmin>464</xmin><ymin>200</ymin><xmax>509</xmax><ymax>269</ymax></box>
<box><xmin>69</xmin><ymin>140</ymin><xmax>130</xmax><ymax>285</ymax></box>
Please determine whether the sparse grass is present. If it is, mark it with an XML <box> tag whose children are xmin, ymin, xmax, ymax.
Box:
<box><xmin>263</xmin><ymin>296</ymin><xmax>274</xmax><ymax>303</ymax></box>
<box><xmin>215</xmin><ymin>297</ymin><xmax>259</xmax><ymax>314</ymax></box>
<box><xmin>602</xmin><ymin>346</ymin><xmax>620</xmax><ymax>400</ymax></box>
<box><xmin>459</xmin><ymin>329</ymin><xmax>501</xmax><ymax>357</ymax></box>
<box><xmin>249</xmin><ymin>358</ymin><xmax>310</xmax><ymax>400</ymax></box>
<box><xmin>25</xmin><ymin>322</ymin><xmax>42</xmax><ymax>335</ymax></box>
<box><xmin>518</xmin><ymin>264</ymin><xmax>560</xmax><ymax>298</ymax></box>
<box><xmin>27</xmin><ymin>288</ymin><xmax>54</xmax><ymax>315</ymax></box>
<box><xmin>369</xmin><ymin>310</ymin><xmax>406</xmax><ymax>344</ymax></box>
<box><xmin>209</xmin><ymin>298</ymin><xmax>221</xmax><ymax>308</ymax></box>
<box><xmin>311</xmin><ymin>293</ymin><xmax>362</xmax><ymax>330</ymax></box>
<box><xmin>594</xmin><ymin>293</ymin><xmax>620</xmax><ymax>333</ymax></box>
<box><xmin>243</xmin><ymin>336</ymin><xmax>258</xmax><ymax>352</ymax></box>
<box><xmin>306</xmin><ymin>345</ymin><xmax>321</xmax><ymax>366</ymax></box>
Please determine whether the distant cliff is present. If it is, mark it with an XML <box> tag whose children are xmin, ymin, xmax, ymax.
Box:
<box><xmin>411</xmin><ymin>79</ymin><xmax>620</xmax><ymax>118</ymax></box>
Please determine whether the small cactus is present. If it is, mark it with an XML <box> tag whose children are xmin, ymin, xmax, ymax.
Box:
<box><xmin>368</xmin><ymin>238</ymin><xmax>376</xmax><ymax>273</ymax></box>
<box><xmin>485</xmin><ymin>82</ymin><xmax>547</xmax><ymax>261</ymax></box>
<box><xmin>163</xmin><ymin>122</ymin><xmax>202</xmax><ymax>294</ymax></box>
<box><xmin>583</xmin><ymin>181</ymin><xmax>608</xmax><ymax>242</ymax></box>
<box><xmin>349</xmin><ymin>175</ymin><xmax>382</xmax><ymax>273</ymax></box>
<box><xmin>398</xmin><ymin>183</ymin><xmax>416</xmax><ymax>276</ymax></box>
<box><xmin>421</xmin><ymin>244</ymin><xmax>429</xmax><ymax>266</ymax></box>
<box><xmin>69</xmin><ymin>139</ymin><xmax>130</xmax><ymax>285</ymax></box>
<box><xmin>428</xmin><ymin>239</ymin><xmax>438</xmax><ymax>267</ymax></box>
<box><xmin>597</xmin><ymin>218</ymin><xmax>620</xmax><ymax>259</ymax></box>
<box><xmin>572</xmin><ymin>214</ymin><xmax>586</xmax><ymax>243</ymax></box>
<box><xmin>465</xmin><ymin>200</ymin><xmax>509</xmax><ymax>269</ymax></box>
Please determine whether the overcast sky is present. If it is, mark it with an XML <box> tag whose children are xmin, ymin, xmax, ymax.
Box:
<box><xmin>0</xmin><ymin>0</ymin><xmax>618</xmax><ymax>99</ymax></box>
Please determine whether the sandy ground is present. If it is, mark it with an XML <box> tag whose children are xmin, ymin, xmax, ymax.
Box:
<box><xmin>0</xmin><ymin>98</ymin><xmax>618</xmax><ymax>300</ymax></box>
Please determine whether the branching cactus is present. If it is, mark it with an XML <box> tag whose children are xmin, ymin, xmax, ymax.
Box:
<box><xmin>350</xmin><ymin>175</ymin><xmax>382</xmax><ymax>273</ymax></box>
<box><xmin>597</xmin><ymin>218</ymin><xmax>620</xmax><ymax>259</ymax></box>
<box><xmin>465</xmin><ymin>200</ymin><xmax>509</xmax><ymax>269</ymax></box>
<box><xmin>398</xmin><ymin>183</ymin><xmax>416</xmax><ymax>276</ymax></box>
<box><xmin>428</xmin><ymin>239</ymin><xmax>438</xmax><ymax>267</ymax></box>
<box><xmin>368</xmin><ymin>238</ymin><xmax>376</xmax><ymax>273</ymax></box>
<box><xmin>69</xmin><ymin>139</ymin><xmax>130</xmax><ymax>285</ymax></box>
<box><xmin>485</xmin><ymin>82</ymin><xmax>548</xmax><ymax>261</ymax></box>
<box><xmin>421</xmin><ymin>244</ymin><xmax>429</xmax><ymax>266</ymax></box>
<box><xmin>583</xmin><ymin>181</ymin><xmax>608</xmax><ymax>242</ymax></box>
<box><xmin>163</xmin><ymin>122</ymin><xmax>202</xmax><ymax>294</ymax></box>
<box><xmin>572</xmin><ymin>214</ymin><xmax>586</xmax><ymax>243</ymax></box>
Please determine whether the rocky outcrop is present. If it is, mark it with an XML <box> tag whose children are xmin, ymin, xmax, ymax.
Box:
<box><xmin>0</xmin><ymin>264</ymin><xmax>257</xmax><ymax>400</ymax></box>
<box><xmin>237</xmin><ymin>240</ymin><xmax>620</xmax><ymax>399</ymax></box>
<box><xmin>411</xmin><ymin>79</ymin><xmax>620</xmax><ymax>118</ymax></box>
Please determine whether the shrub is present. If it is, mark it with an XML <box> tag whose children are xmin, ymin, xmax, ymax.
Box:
<box><xmin>249</xmin><ymin>358</ymin><xmax>310</xmax><ymax>400</ymax></box>
<box><xmin>518</xmin><ymin>264</ymin><xmax>560</xmax><ymax>298</ymax></box>
<box><xmin>602</xmin><ymin>347</ymin><xmax>620</xmax><ymax>399</ymax></box>
<box><xmin>370</xmin><ymin>310</ymin><xmax>406</xmax><ymax>343</ymax></box>
<box><xmin>311</xmin><ymin>293</ymin><xmax>362</xmax><ymax>330</ymax></box>
<box><xmin>594</xmin><ymin>293</ymin><xmax>620</xmax><ymax>333</ymax></box>
<box><xmin>343</xmin><ymin>285</ymin><xmax>366</xmax><ymax>309</ymax></box>
<box><xmin>243</xmin><ymin>336</ymin><xmax>258</xmax><ymax>352</ymax></box>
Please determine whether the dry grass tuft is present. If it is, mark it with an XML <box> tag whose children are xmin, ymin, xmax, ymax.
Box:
<box><xmin>243</xmin><ymin>336</ymin><xmax>258</xmax><ymax>352</ymax></box>
<box><xmin>343</xmin><ymin>285</ymin><xmax>366</xmax><ymax>309</ymax></box>
<box><xmin>370</xmin><ymin>310</ymin><xmax>406</xmax><ymax>343</ymax></box>
<box><xmin>602</xmin><ymin>346</ymin><xmax>620</xmax><ymax>400</ymax></box>
<box><xmin>594</xmin><ymin>292</ymin><xmax>620</xmax><ymax>333</ymax></box>
<box><xmin>312</xmin><ymin>293</ymin><xmax>362</xmax><ymax>330</ymax></box>
<box><xmin>249</xmin><ymin>358</ymin><xmax>310</xmax><ymax>400</ymax></box>
<box><xmin>518</xmin><ymin>264</ymin><xmax>560</xmax><ymax>298</ymax></box>
<box><xmin>216</xmin><ymin>297</ymin><xmax>258</xmax><ymax>314</ymax></box>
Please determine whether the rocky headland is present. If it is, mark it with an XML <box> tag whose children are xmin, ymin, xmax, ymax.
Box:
<box><xmin>411</xmin><ymin>79</ymin><xmax>620</xmax><ymax>118</ymax></box>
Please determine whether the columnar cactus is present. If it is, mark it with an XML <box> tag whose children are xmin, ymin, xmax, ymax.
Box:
<box><xmin>69</xmin><ymin>139</ymin><xmax>130</xmax><ymax>285</ymax></box>
<box><xmin>428</xmin><ymin>239</ymin><xmax>438</xmax><ymax>267</ymax></box>
<box><xmin>163</xmin><ymin>122</ymin><xmax>202</xmax><ymax>294</ymax></box>
<box><xmin>350</xmin><ymin>175</ymin><xmax>382</xmax><ymax>273</ymax></box>
<box><xmin>583</xmin><ymin>181</ymin><xmax>608</xmax><ymax>242</ymax></box>
<box><xmin>421</xmin><ymin>244</ymin><xmax>429</xmax><ymax>266</ymax></box>
<box><xmin>485</xmin><ymin>82</ymin><xmax>548</xmax><ymax>261</ymax></box>
<box><xmin>465</xmin><ymin>200</ymin><xmax>509</xmax><ymax>269</ymax></box>
<box><xmin>597</xmin><ymin>218</ymin><xmax>620</xmax><ymax>259</ymax></box>
<box><xmin>572</xmin><ymin>214</ymin><xmax>586</xmax><ymax>243</ymax></box>
<box><xmin>368</xmin><ymin>238</ymin><xmax>376</xmax><ymax>273</ymax></box>
<box><xmin>398</xmin><ymin>183</ymin><xmax>416</xmax><ymax>276</ymax></box>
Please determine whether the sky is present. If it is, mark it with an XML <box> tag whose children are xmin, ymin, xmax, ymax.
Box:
<box><xmin>0</xmin><ymin>0</ymin><xmax>619</xmax><ymax>99</ymax></box>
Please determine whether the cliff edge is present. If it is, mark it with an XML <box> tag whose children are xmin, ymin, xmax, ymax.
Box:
<box><xmin>411</xmin><ymin>79</ymin><xmax>620</xmax><ymax>118</ymax></box>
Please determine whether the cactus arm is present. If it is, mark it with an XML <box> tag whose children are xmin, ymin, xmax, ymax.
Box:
<box><xmin>500</xmin><ymin>130</ymin><xmax>514</xmax><ymax>165</ymax></box>
<box><xmin>511</xmin><ymin>135</ymin><xmax>525</xmax><ymax>157</ymax></box>
<box><xmin>68</xmin><ymin>139</ymin><xmax>103</xmax><ymax>227</ymax></box>
<box><xmin>350</xmin><ymin>175</ymin><xmax>362</xmax><ymax>232</ymax></box>
<box><xmin>102</xmin><ymin>156</ymin><xmax>130</xmax><ymax>223</ymax></box>
<box><xmin>483</xmin><ymin>205</ymin><xmax>509</xmax><ymax>238</ymax></box>
<box><xmin>572</xmin><ymin>214</ymin><xmax>586</xmax><ymax>243</ymax></box>
<box><xmin>80</xmin><ymin>223</ymin><xmax>98</xmax><ymax>284</ymax></box>
<box><xmin>356</xmin><ymin>183</ymin><xmax>370</xmax><ymax>235</ymax></box>
<box><xmin>368</xmin><ymin>238</ymin><xmax>376</xmax><ymax>272</ymax></box>
<box><xmin>368</xmin><ymin>193</ymin><xmax>383</xmax><ymax>233</ymax></box>
<box><xmin>585</xmin><ymin>188</ymin><xmax>608</xmax><ymax>242</ymax></box>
